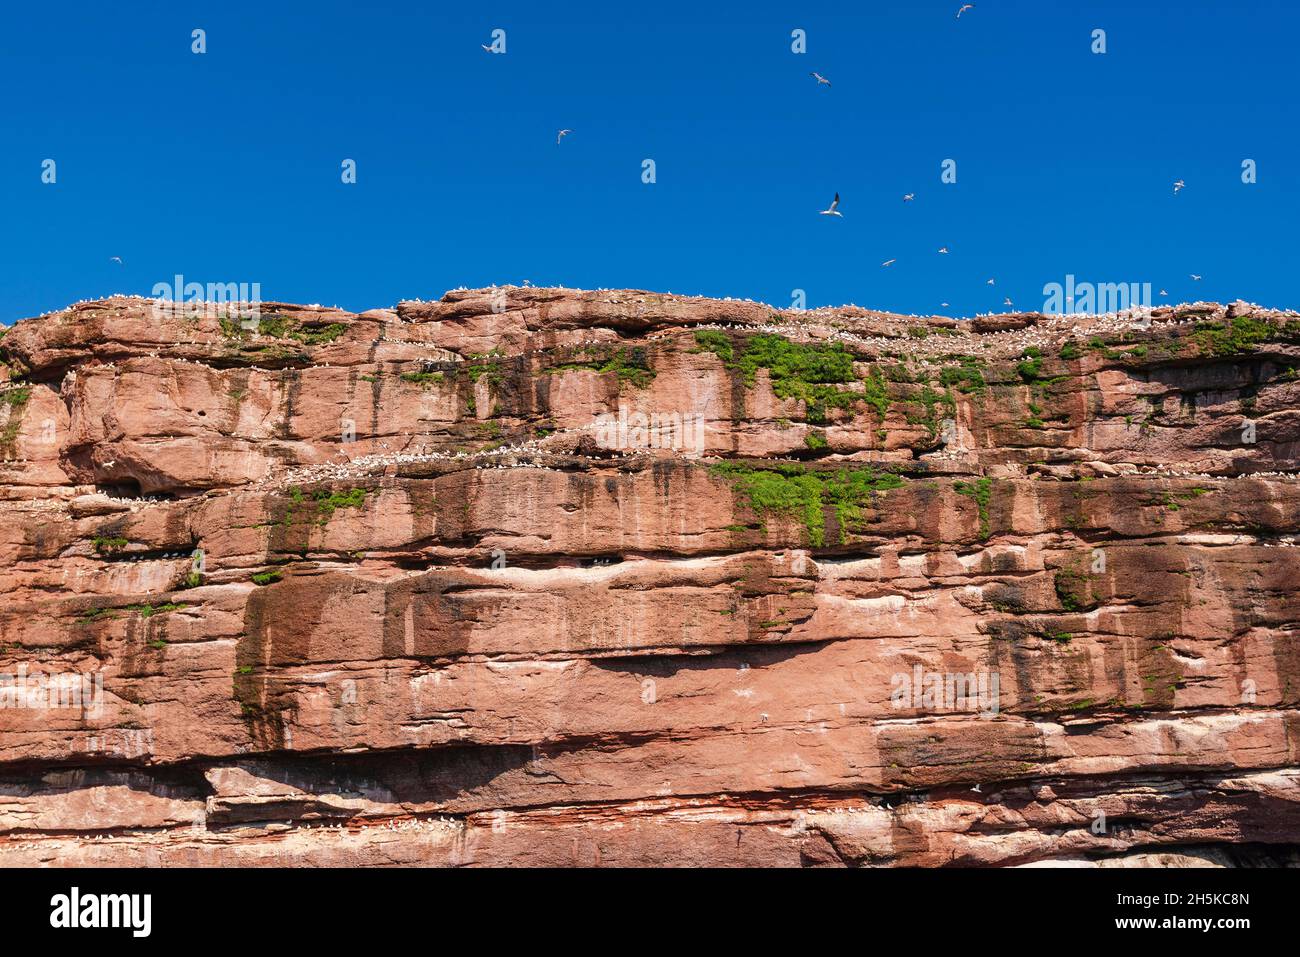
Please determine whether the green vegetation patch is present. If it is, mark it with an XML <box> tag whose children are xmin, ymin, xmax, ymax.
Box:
<box><xmin>953</xmin><ymin>478</ymin><xmax>993</xmax><ymax>539</ymax></box>
<box><xmin>135</xmin><ymin>602</ymin><xmax>187</xmax><ymax>618</ymax></box>
<box><xmin>400</xmin><ymin>371</ymin><xmax>444</xmax><ymax>386</ymax></box>
<box><xmin>465</xmin><ymin>350</ymin><xmax>507</xmax><ymax>386</ymax></box>
<box><xmin>1054</xmin><ymin>566</ymin><xmax>1096</xmax><ymax>612</ymax></box>
<box><xmin>545</xmin><ymin>346</ymin><xmax>655</xmax><ymax>389</ymax></box>
<box><xmin>1087</xmin><ymin>337</ymin><xmax>1124</xmax><ymax>360</ymax></box>
<box><xmin>938</xmin><ymin>358</ymin><xmax>986</xmax><ymax>395</ymax></box>
<box><xmin>1016</xmin><ymin>347</ymin><xmax>1045</xmax><ymax>384</ymax></box>
<box><xmin>1191</xmin><ymin>315</ymin><xmax>1277</xmax><ymax>357</ymax></box>
<box><xmin>77</xmin><ymin>602</ymin><xmax>187</xmax><ymax>624</ymax></box>
<box><xmin>0</xmin><ymin>384</ymin><xmax>31</xmax><ymax>455</ymax></box>
<box><xmin>1154</xmin><ymin>487</ymin><xmax>1211</xmax><ymax>511</ymax></box>
<box><xmin>1</xmin><ymin>386</ymin><xmax>32</xmax><ymax>458</ymax></box>
<box><xmin>77</xmin><ymin>608</ymin><xmax>116</xmax><ymax>624</ymax></box>
<box><xmin>691</xmin><ymin>330</ymin><xmax>734</xmax><ymax>362</ymax></box>
<box><xmin>220</xmin><ymin>313</ymin><xmax>348</xmax><ymax>345</ymax></box>
<box><xmin>711</xmin><ymin>462</ymin><xmax>904</xmax><ymax>547</ymax></box>
<box><xmin>292</xmin><ymin>323</ymin><xmax>348</xmax><ymax>345</ymax></box>
<box><xmin>284</xmin><ymin>486</ymin><xmax>371</xmax><ymax>525</ymax></box>
<box><xmin>694</xmin><ymin>332</ymin><xmax>889</xmax><ymax>424</ymax></box>
<box><xmin>906</xmin><ymin>384</ymin><xmax>957</xmax><ymax>437</ymax></box>
<box><xmin>733</xmin><ymin>334</ymin><xmax>854</xmax><ymax>390</ymax></box>
<box><xmin>92</xmin><ymin>536</ymin><xmax>130</xmax><ymax>555</ymax></box>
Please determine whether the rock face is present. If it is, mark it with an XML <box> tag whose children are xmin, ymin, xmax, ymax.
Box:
<box><xmin>1</xmin><ymin>288</ymin><xmax>1299</xmax><ymax>867</ymax></box>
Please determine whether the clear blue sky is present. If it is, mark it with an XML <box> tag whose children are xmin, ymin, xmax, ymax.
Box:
<box><xmin>1</xmin><ymin>0</ymin><xmax>1295</xmax><ymax>325</ymax></box>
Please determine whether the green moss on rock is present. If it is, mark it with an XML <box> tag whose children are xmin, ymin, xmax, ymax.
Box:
<box><xmin>711</xmin><ymin>462</ymin><xmax>904</xmax><ymax>547</ymax></box>
<box><xmin>953</xmin><ymin>478</ymin><xmax>993</xmax><ymax>539</ymax></box>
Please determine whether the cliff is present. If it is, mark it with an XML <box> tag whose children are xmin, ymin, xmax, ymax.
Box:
<box><xmin>1</xmin><ymin>288</ymin><xmax>1298</xmax><ymax>866</ymax></box>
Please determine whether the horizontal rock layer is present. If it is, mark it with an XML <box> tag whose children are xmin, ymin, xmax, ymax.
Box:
<box><xmin>1</xmin><ymin>288</ymin><xmax>1298</xmax><ymax>866</ymax></box>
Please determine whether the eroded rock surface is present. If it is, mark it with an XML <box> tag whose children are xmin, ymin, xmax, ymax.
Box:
<box><xmin>1</xmin><ymin>288</ymin><xmax>1299</xmax><ymax>866</ymax></box>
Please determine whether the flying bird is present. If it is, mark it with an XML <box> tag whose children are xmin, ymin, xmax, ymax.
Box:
<box><xmin>819</xmin><ymin>193</ymin><xmax>843</xmax><ymax>217</ymax></box>
<box><xmin>881</xmin><ymin>259</ymin><xmax>897</xmax><ymax>267</ymax></box>
<box><xmin>1003</xmin><ymin>297</ymin><xmax>1014</xmax><ymax>307</ymax></box>
<box><xmin>957</xmin><ymin>4</ymin><xmax>975</xmax><ymax>18</ymax></box>
<box><xmin>1190</xmin><ymin>274</ymin><xmax>1203</xmax><ymax>281</ymax></box>
<box><xmin>986</xmin><ymin>278</ymin><xmax>995</xmax><ymax>285</ymax></box>
<box><xmin>480</xmin><ymin>44</ymin><xmax>493</xmax><ymax>53</ymax></box>
<box><xmin>1160</xmin><ymin>289</ymin><xmax>1168</xmax><ymax>297</ymax></box>
<box><xmin>556</xmin><ymin>129</ymin><xmax>572</xmax><ymax>145</ymax></box>
<box><xmin>903</xmin><ymin>193</ymin><xmax>915</xmax><ymax>202</ymax></box>
<box><xmin>1173</xmin><ymin>179</ymin><xmax>1186</xmax><ymax>194</ymax></box>
<box><xmin>938</xmin><ymin>247</ymin><xmax>949</xmax><ymax>254</ymax></box>
<box><xmin>970</xmin><ymin>783</ymin><xmax>982</xmax><ymax>793</ymax></box>
<box><xmin>109</xmin><ymin>257</ymin><xmax>123</xmax><ymax>265</ymax></box>
<box><xmin>810</xmin><ymin>72</ymin><xmax>831</xmax><ymax>87</ymax></box>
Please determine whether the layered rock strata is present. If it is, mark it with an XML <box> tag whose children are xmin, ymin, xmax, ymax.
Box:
<box><xmin>1</xmin><ymin>289</ymin><xmax>1298</xmax><ymax>866</ymax></box>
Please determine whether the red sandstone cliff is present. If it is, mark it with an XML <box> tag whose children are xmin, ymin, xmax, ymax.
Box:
<box><xmin>1</xmin><ymin>288</ymin><xmax>1298</xmax><ymax>866</ymax></box>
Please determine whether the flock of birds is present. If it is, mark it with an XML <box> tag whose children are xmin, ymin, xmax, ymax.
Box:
<box><xmin>800</xmin><ymin>6</ymin><xmax>1203</xmax><ymax>310</ymax></box>
<box><xmin>815</xmin><ymin>159</ymin><xmax>1200</xmax><ymax>309</ymax></box>
<box><xmin>94</xmin><ymin>6</ymin><xmax>1217</xmax><ymax>314</ymax></box>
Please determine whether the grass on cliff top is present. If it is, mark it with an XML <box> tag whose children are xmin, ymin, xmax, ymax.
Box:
<box><xmin>1191</xmin><ymin>315</ymin><xmax>1300</xmax><ymax>357</ymax></box>
<box><xmin>711</xmin><ymin>461</ymin><xmax>904</xmax><ymax>547</ymax></box>
<box><xmin>1080</xmin><ymin>315</ymin><xmax>1300</xmax><ymax>364</ymax></box>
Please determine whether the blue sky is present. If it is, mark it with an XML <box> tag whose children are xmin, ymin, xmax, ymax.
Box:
<box><xmin>1</xmin><ymin>0</ymin><xmax>1295</xmax><ymax>324</ymax></box>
